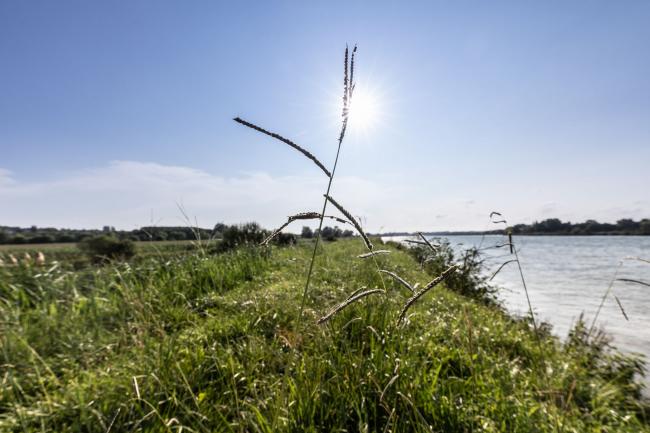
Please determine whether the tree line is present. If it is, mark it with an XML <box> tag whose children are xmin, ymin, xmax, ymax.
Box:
<box><xmin>377</xmin><ymin>218</ymin><xmax>650</xmax><ymax>237</ymax></box>
<box><xmin>0</xmin><ymin>225</ymin><xmax>213</xmax><ymax>245</ymax></box>
<box><xmin>509</xmin><ymin>218</ymin><xmax>650</xmax><ymax>235</ymax></box>
<box><xmin>0</xmin><ymin>223</ymin><xmax>356</xmax><ymax>245</ymax></box>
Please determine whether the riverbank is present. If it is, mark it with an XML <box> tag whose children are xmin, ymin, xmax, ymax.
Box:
<box><xmin>1</xmin><ymin>239</ymin><xmax>648</xmax><ymax>431</ymax></box>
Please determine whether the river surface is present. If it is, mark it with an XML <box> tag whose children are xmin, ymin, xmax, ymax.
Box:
<box><xmin>385</xmin><ymin>235</ymin><xmax>650</xmax><ymax>367</ymax></box>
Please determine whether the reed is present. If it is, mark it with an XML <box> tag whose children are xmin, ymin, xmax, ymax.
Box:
<box><xmin>404</xmin><ymin>239</ymin><xmax>428</xmax><ymax>246</ymax></box>
<box><xmin>417</xmin><ymin>232</ymin><xmax>439</xmax><ymax>253</ymax></box>
<box><xmin>614</xmin><ymin>295</ymin><xmax>629</xmax><ymax>321</ymax></box>
<box><xmin>324</xmin><ymin>194</ymin><xmax>373</xmax><ymax>251</ymax></box>
<box><xmin>588</xmin><ymin>257</ymin><xmax>649</xmax><ymax>338</ymax></box>
<box><xmin>298</xmin><ymin>46</ymin><xmax>357</xmax><ymax>322</ymax></box>
<box><xmin>357</xmin><ymin>250</ymin><xmax>390</xmax><ymax>259</ymax></box>
<box><xmin>234</xmin><ymin>46</ymin><xmax>358</xmax><ymax>323</ymax></box>
<box><xmin>588</xmin><ymin>261</ymin><xmax>623</xmax><ymax>338</ymax></box>
<box><xmin>261</xmin><ymin>212</ymin><xmax>349</xmax><ymax>246</ymax></box>
<box><xmin>489</xmin><ymin>213</ymin><xmax>540</xmax><ymax>336</ymax></box>
<box><xmin>397</xmin><ymin>265</ymin><xmax>457</xmax><ymax>324</ymax></box>
<box><xmin>316</xmin><ymin>288</ymin><xmax>383</xmax><ymax>324</ymax></box>
<box><xmin>616</xmin><ymin>277</ymin><xmax>650</xmax><ymax>287</ymax></box>
<box><xmin>379</xmin><ymin>269</ymin><xmax>415</xmax><ymax>293</ymax></box>
<box><xmin>233</xmin><ymin>117</ymin><xmax>331</xmax><ymax>178</ymax></box>
<box><xmin>489</xmin><ymin>259</ymin><xmax>517</xmax><ymax>281</ymax></box>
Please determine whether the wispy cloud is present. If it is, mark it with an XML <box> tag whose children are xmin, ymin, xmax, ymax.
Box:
<box><xmin>1</xmin><ymin>161</ymin><xmax>647</xmax><ymax>231</ymax></box>
<box><xmin>0</xmin><ymin>169</ymin><xmax>15</xmax><ymax>186</ymax></box>
<box><xmin>0</xmin><ymin>161</ymin><xmax>395</xmax><ymax>230</ymax></box>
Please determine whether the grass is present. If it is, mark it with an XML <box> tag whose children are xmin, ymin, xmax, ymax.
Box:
<box><xmin>1</xmin><ymin>239</ymin><xmax>648</xmax><ymax>432</ymax></box>
<box><xmin>0</xmin><ymin>240</ymin><xmax>209</xmax><ymax>267</ymax></box>
<box><xmin>0</xmin><ymin>240</ymin><xmax>200</xmax><ymax>253</ymax></box>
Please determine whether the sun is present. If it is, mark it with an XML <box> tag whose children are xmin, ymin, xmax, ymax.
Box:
<box><xmin>348</xmin><ymin>86</ymin><xmax>381</xmax><ymax>131</ymax></box>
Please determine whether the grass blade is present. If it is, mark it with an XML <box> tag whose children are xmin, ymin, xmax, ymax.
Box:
<box><xmin>398</xmin><ymin>265</ymin><xmax>457</xmax><ymax>324</ymax></box>
<box><xmin>324</xmin><ymin>194</ymin><xmax>373</xmax><ymax>251</ymax></box>
<box><xmin>234</xmin><ymin>117</ymin><xmax>331</xmax><ymax>178</ymax></box>
<box><xmin>317</xmin><ymin>288</ymin><xmax>383</xmax><ymax>324</ymax></box>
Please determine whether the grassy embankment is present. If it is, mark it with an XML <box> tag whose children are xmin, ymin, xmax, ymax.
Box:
<box><xmin>1</xmin><ymin>239</ymin><xmax>648</xmax><ymax>432</ymax></box>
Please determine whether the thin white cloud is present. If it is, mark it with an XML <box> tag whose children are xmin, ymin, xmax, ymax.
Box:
<box><xmin>0</xmin><ymin>161</ymin><xmax>648</xmax><ymax>231</ymax></box>
<box><xmin>0</xmin><ymin>161</ymin><xmax>399</xmax><ymax>231</ymax></box>
<box><xmin>0</xmin><ymin>169</ymin><xmax>15</xmax><ymax>186</ymax></box>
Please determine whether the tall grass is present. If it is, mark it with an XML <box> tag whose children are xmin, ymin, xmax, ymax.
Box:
<box><xmin>2</xmin><ymin>240</ymin><xmax>648</xmax><ymax>431</ymax></box>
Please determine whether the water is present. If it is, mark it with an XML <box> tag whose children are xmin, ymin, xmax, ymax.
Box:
<box><xmin>385</xmin><ymin>235</ymin><xmax>650</xmax><ymax>365</ymax></box>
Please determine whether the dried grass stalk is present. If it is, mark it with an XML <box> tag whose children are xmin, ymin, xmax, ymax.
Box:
<box><xmin>233</xmin><ymin>117</ymin><xmax>331</xmax><ymax>178</ymax></box>
<box><xmin>298</xmin><ymin>45</ymin><xmax>357</xmax><ymax>322</ymax></box>
<box><xmin>397</xmin><ymin>265</ymin><xmax>457</xmax><ymax>324</ymax></box>
<box><xmin>290</xmin><ymin>211</ymin><xmax>349</xmax><ymax>225</ymax></box>
<box><xmin>616</xmin><ymin>278</ymin><xmax>650</xmax><ymax>287</ymax></box>
<box><xmin>417</xmin><ymin>232</ymin><xmax>439</xmax><ymax>253</ymax></box>
<box><xmin>261</xmin><ymin>211</ymin><xmax>351</xmax><ymax>245</ymax></box>
<box><xmin>480</xmin><ymin>242</ymin><xmax>513</xmax><ymax>251</ymax></box>
<box><xmin>324</xmin><ymin>194</ymin><xmax>373</xmax><ymax>251</ymax></box>
<box><xmin>490</xmin><ymin>211</ymin><xmax>507</xmax><ymax>224</ymax></box>
<box><xmin>404</xmin><ymin>239</ymin><xmax>428</xmax><ymax>246</ymax></box>
<box><xmin>317</xmin><ymin>288</ymin><xmax>383</xmax><ymax>324</ymax></box>
<box><xmin>489</xmin><ymin>259</ymin><xmax>517</xmax><ymax>281</ymax></box>
<box><xmin>614</xmin><ymin>295</ymin><xmax>629</xmax><ymax>321</ymax></box>
<box><xmin>261</xmin><ymin>221</ymin><xmax>293</xmax><ymax>246</ymax></box>
<box><xmin>379</xmin><ymin>270</ymin><xmax>414</xmax><ymax>293</ymax></box>
<box><xmin>358</xmin><ymin>250</ymin><xmax>390</xmax><ymax>259</ymax></box>
<box><xmin>342</xmin><ymin>46</ymin><xmax>349</xmax><ymax>118</ymax></box>
<box><xmin>348</xmin><ymin>45</ymin><xmax>357</xmax><ymax>101</ymax></box>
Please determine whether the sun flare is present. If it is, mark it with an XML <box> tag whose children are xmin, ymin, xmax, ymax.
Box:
<box><xmin>348</xmin><ymin>86</ymin><xmax>381</xmax><ymax>131</ymax></box>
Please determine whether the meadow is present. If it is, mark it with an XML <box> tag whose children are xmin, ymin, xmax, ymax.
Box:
<box><xmin>1</xmin><ymin>238</ymin><xmax>648</xmax><ymax>432</ymax></box>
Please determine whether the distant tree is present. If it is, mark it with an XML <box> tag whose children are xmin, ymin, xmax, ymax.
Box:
<box><xmin>0</xmin><ymin>230</ymin><xmax>7</xmax><ymax>243</ymax></box>
<box><xmin>641</xmin><ymin>219</ymin><xmax>650</xmax><ymax>235</ymax></box>
<box><xmin>583</xmin><ymin>220</ymin><xmax>601</xmax><ymax>234</ymax></box>
<box><xmin>616</xmin><ymin>219</ymin><xmax>639</xmax><ymax>233</ymax></box>
<box><xmin>213</xmin><ymin>223</ymin><xmax>227</xmax><ymax>237</ymax></box>
<box><xmin>216</xmin><ymin>223</ymin><xmax>268</xmax><ymax>252</ymax></box>
<box><xmin>319</xmin><ymin>226</ymin><xmax>337</xmax><ymax>241</ymax></box>
<box><xmin>78</xmin><ymin>235</ymin><xmax>136</xmax><ymax>263</ymax></box>
<box><xmin>10</xmin><ymin>234</ymin><xmax>27</xmax><ymax>244</ymax></box>
<box><xmin>167</xmin><ymin>230</ymin><xmax>187</xmax><ymax>241</ymax></box>
<box><xmin>55</xmin><ymin>234</ymin><xmax>76</xmax><ymax>243</ymax></box>
<box><xmin>301</xmin><ymin>226</ymin><xmax>313</xmax><ymax>238</ymax></box>
<box><xmin>274</xmin><ymin>232</ymin><xmax>297</xmax><ymax>246</ymax></box>
<box><xmin>342</xmin><ymin>229</ymin><xmax>353</xmax><ymax>237</ymax></box>
<box><xmin>534</xmin><ymin>218</ymin><xmax>564</xmax><ymax>233</ymax></box>
<box><xmin>29</xmin><ymin>234</ymin><xmax>55</xmax><ymax>244</ymax></box>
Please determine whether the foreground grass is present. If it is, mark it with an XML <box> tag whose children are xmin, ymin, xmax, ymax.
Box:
<box><xmin>1</xmin><ymin>239</ymin><xmax>648</xmax><ymax>432</ymax></box>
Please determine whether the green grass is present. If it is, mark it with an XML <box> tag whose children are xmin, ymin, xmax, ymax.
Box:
<box><xmin>0</xmin><ymin>240</ymin><xmax>214</xmax><ymax>266</ymax></box>
<box><xmin>0</xmin><ymin>240</ymin><xmax>203</xmax><ymax>254</ymax></box>
<box><xmin>1</xmin><ymin>239</ymin><xmax>648</xmax><ymax>432</ymax></box>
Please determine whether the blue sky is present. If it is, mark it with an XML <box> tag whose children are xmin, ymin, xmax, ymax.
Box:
<box><xmin>1</xmin><ymin>1</ymin><xmax>649</xmax><ymax>231</ymax></box>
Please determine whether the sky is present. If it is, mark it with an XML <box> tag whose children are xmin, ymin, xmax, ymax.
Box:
<box><xmin>1</xmin><ymin>1</ymin><xmax>649</xmax><ymax>232</ymax></box>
